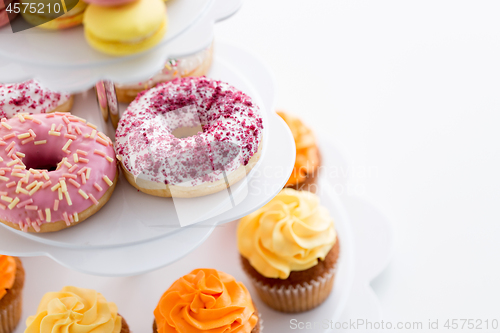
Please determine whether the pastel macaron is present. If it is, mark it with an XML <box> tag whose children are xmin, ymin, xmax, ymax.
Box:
<box><xmin>83</xmin><ymin>0</ymin><xmax>167</xmax><ymax>56</ymax></box>
<box><xmin>21</xmin><ymin>0</ymin><xmax>87</xmax><ymax>30</ymax></box>
<box><xmin>0</xmin><ymin>0</ymin><xmax>18</xmax><ymax>28</ymax></box>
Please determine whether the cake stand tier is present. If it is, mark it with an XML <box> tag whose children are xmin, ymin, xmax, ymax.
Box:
<box><xmin>12</xmin><ymin>165</ymin><xmax>393</xmax><ymax>333</ymax></box>
<box><xmin>0</xmin><ymin>0</ymin><xmax>242</xmax><ymax>93</ymax></box>
<box><xmin>12</xmin><ymin>177</ymin><xmax>354</xmax><ymax>333</ymax></box>
<box><xmin>0</xmin><ymin>43</ymin><xmax>296</xmax><ymax>276</ymax></box>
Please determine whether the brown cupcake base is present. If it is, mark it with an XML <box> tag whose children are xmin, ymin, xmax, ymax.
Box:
<box><xmin>152</xmin><ymin>305</ymin><xmax>261</xmax><ymax>333</ymax></box>
<box><xmin>0</xmin><ymin>258</ymin><xmax>24</xmax><ymax>333</ymax></box>
<box><xmin>242</xmin><ymin>238</ymin><xmax>340</xmax><ymax>313</ymax></box>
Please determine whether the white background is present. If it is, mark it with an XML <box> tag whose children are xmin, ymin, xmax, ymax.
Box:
<box><xmin>216</xmin><ymin>0</ymin><xmax>500</xmax><ymax>330</ymax></box>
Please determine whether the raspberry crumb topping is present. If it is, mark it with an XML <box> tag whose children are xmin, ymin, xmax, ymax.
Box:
<box><xmin>0</xmin><ymin>80</ymin><xmax>70</xmax><ymax>119</ymax></box>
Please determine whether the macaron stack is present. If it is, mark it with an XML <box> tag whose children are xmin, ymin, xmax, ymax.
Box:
<box><xmin>83</xmin><ymin>0</ymin><xmax>168</xmax><ymax>56</ymax></box>
<box><xmin>0</xmin><ymin>0</ymin><xmax>19</xmax><ymax>28</ymax></box>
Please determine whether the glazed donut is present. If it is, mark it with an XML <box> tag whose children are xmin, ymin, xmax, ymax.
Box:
<box><xmin>115</xmin><ymin>77</ymin><xmax>263</xmax><ymax>198</ymax></box>
<box><xmin>0</xmin><ymin>113</ymin><xmax>117</xmax><ymax>233</ymax></box>
<box><xmin>0</xmin><ymin>80</ymin><xmax>73</xmax><ymax>119</ymax></box>
<box><xmin>114</xmin><ymin>43</ymin><xmax>214</xmax><ymax>103</ymax></box>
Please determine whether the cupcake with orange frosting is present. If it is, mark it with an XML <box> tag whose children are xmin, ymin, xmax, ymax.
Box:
<box><xmin>238</xmin><ymin>188</ymin><xmax>339</xmax><ymax>313</ymax></box>
<box><xmin>0</xmin><ymin>255</ymin><xmax>24</xmax><ymax>333</ymax></box>
<box><xmin>153</xmin><ymin>268</ymin><xmax>260</xmax><ymax>333</ymax></box>
<box><xmin>25</xmin><ymin>286</ymin><xmax>128</xmax><ymax>333</ymax></box>
<box><xmin>277</xmin><ymin>111</ymin><xmax>321</xmax><ymax>192</ymax></box>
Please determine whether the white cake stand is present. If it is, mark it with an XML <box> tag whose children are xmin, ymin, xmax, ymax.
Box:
<box><xmin>0</xmin><ymin>43</ymin><xmax>296</xmax><ymax>276</ymax></box>
<box><xmin>12</xmin><ymin>179</ymin><xmax>354</xmax><ymax>333</ymax></box>
<box><xmin>0</xmin><ymin>0</ymin><xmax>242</xmax><ymax>92</ymax></box>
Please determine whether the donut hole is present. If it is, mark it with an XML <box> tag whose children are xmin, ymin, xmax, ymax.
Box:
<box><xmin>171</xmin><ymin>126</ymin><xmax>202</xmax><ymax>139</ymax></box>
<box><xmin>23</xmin><ymin>153</ymin><xmax>65</xmax><ymax>172</ymax></box>
<box><xmin>163</xmin><ymin>105</ymin><xmax>203</xmax><ymax>139</ymax></box>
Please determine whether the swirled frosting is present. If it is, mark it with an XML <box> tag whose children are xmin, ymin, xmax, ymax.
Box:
<box><xmin>0</xmin><ymin>80</ymin><xmax>71</xmax><ymax>119</ymax></box>
<box><xmin>0</xmin><ymin>255</ymin><xmax>16</xmax><ymax>300</ymax></box>
<box><xmin>238</xmin><ymin>188</ymin><xmax>337</xmax><ymax>279</ymax></box>
<box><xmin>25</xmin><ymin>286</ymin><xmax>122</xmax><ymax>333</ymax></box>
<box><xmin>277</xmin><ymin>112</ymin><xmax>319</xmax><ymax>186</ymax></box>
<box><xmin>154</xmin><ymin>268</ymin><xmax>258</xmax><ymax>333</ymax></box>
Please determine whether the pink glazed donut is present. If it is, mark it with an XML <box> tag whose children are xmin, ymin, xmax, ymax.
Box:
<box><xmin>115</xmin><ymin>76</ymin><xmax>264</xmax><ymax>198</ymax></box>
<box><xmin>0</xmin><ymin>113</ymin><xmax>117</xmax><ymax>233</ymax></box>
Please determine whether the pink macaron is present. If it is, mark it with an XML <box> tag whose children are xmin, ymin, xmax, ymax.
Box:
<box><xmin>83</xmin><ymin>0</ymin><xmax>136</xmax><ymax>6</ymax></box>
<box><xmin>0</xmin><ymin>0</ymin><xmax>18</xmax><ymax>28</ymax></box>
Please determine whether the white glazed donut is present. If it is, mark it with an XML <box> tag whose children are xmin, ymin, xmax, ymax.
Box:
<box><xmin>115</xmin><ymin>77</ymin><xmax>263</xmax><ymax>198</ymax></box>
<box><xmin>0</xmin><ymin>80</ymin><xmax>73</xmax><ymax>119</ymax></box>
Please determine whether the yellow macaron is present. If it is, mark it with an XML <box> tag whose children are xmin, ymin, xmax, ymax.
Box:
<box><xmin>83</xmin><ymin>0</ymin><xmax>168</xmax><ymax>56</ymax></box>
<box><xmin>21</xmin><ymin>0</ymin><xmax>87</xmax><ymax>30</ymax></box>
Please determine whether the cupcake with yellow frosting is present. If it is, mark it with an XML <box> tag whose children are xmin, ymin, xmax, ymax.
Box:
<box><xmin>277</xmin><ymin>111</ymin><xmax>321</xmax><ymax>192</ymax></box>
<box><xmin>25</xmin><ymin>286</ymin><xmax>129</xmax><ymax>333</ymax></box>
<box><xmin>153</xmin><ymin>268</ymin><xmax>260</xmax><ymax>333</ymax></box>
<box><xmin>238</xmin><ymin>188</ymin><xmax>339</xmax><ymax>313</ymax></box>
<box><xmin>0</xmin><ymin>255</ymin><xmax>24</xmax><ymax>333</ymax></box>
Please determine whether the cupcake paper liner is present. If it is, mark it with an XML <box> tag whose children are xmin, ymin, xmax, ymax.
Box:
<box><xmin>0</xmin><ymin>289</ymin><xmax>23</xmax><ymax>333</ymax></box>
<box><xmin>249</xmin><ymin>267</ymin><xmax>336</xmax><ymax>313</ymax></box>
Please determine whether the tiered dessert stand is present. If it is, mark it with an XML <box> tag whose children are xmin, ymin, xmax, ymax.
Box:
<box><xmin>0</xmin><ymin>0</ymin><xmax>300</xmax><ymax>275</ymax></box>
<box><xmin>0</xmin><ymin>1</ymin><xmax>393</xmax><ymax>331</ymax></box>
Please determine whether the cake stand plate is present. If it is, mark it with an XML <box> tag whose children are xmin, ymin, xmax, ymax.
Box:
<box><xmin>9</xmin><ymin>181</ymin><xmax>349</xmax><ymax>333</ymax></box>
<box><xmin>11</xmin><ymin>171</ymin><xmax>392</xmax><ymax>333</ymax></box>
<box><xmin>0</xmin><ymin>0</ymin><xmax>242</xmax><ymax>93</ymax></box>
<box><xmin>0</xmin><ymin>43</ymin><xmax>296</xmax><ymax>276</ymax></box>
<box><xmin>332</xmin><ymin>195</ymin><xmax>393</xmax><ymax>332</ymax></box>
